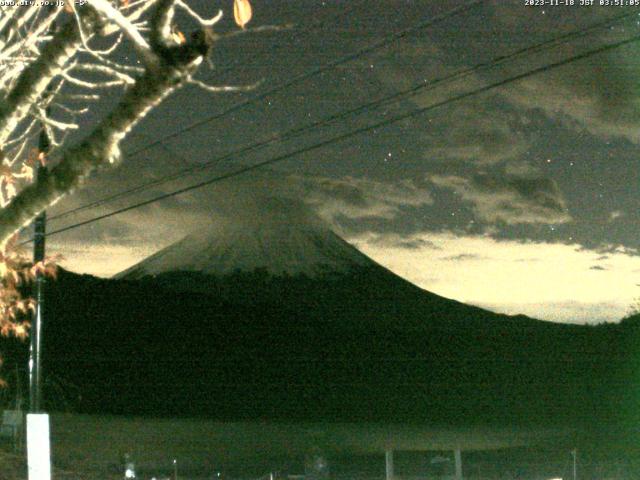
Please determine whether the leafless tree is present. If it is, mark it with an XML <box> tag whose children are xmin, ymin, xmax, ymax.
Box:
<box><xmin>0</xmin><ymin>0</ymin><xmax>254</xmax><ymax>343</ymax></box>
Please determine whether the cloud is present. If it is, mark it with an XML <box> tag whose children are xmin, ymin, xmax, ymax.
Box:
<box><xmin>476</xmin><ymin>300</ymin><xmax>629</xmax><ymax>325</ymax></box>
<box><xmin>492</xmin><ymin>17</ymin><xmax>640</xmax><ymax>142</ymax></box>
<box><xmin>581</xmin><ymin>243</ymin><xmax>640</xmax><ymax>257</ymax></box>
<box><xmin>429</xmin><ymin>171</ymin><xmax>571</xmax><ymax>225</ymax></box>
<box><xmin>376</xmin><ymin>6</ymin><xmax>640</xmax><ymax>144</ymax></box>
<box><xmin>365</xmin><ymin>234</ymin><xmax>441</xmax><ymax>251</ymax></box>
<box><xmin>354</xmin><ymin>231</ymin><xmax>640</xmax><ymax>324</ymax></box>
<box><xmin>54</xmin><ymin>242</ymin><xmax>160</xmax><ymax>278</ymax></box>
<box><xmin>46</xmin><ymin>170</ymin><xmax>435</xmax><ymax>276</ymax></box>
<box><xmin>422</xmin><ymin>99</ymin><xmax>529</xmax><ymax>165</ymax></box>
<box><xmin>443</xmin><ymin>253</ymin><xmax>487</xmax><ymax>262</ymax></box>
<box><xmin>589</xmin><ymin>265</ymin><xmax>607</xmax><ymax>271</ymax></box>
<box><xmin>371</xmin><ymin>40</ymin><xmax>530</xmax><ymax>166</ymax></box>
<box><xmin>298</xmin><ymin>175</ymin><xmax>433</xmax><ymax>221</ymax></box>
<box><xmin>464</xmin><ymin>4</ymin><xmax>640</xmax><ymax>142</ymax></box>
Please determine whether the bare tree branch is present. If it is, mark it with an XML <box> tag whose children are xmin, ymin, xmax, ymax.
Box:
<box><xmin>0</xmin><ymin>0</ymin><xmax>259</xmax><ymax>341</ymax></box>
<box><xmin>87</xmin><ymin>0</ymin><xmax>156</xmax><ymax>67</ymax></box>
<box><xmin>175</xmin><ymin>1</ymin><xmax>223</xmax><ymax>27</ymax></box>
<box><xmin>0</xmin><ymin>8</ymin><xmax>103</xmax><ymax>146</ymax></box>
<box><xmin>188</xmin><ymin>77</ymin><xmax>261</xmax><ymax>93</ymax></box>
<box><xmin>0</xmin><ymin>18</ymin><xmax>214</xmax><ymax>245</ymax></box>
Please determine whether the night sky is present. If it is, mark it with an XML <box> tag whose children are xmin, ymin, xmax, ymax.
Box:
<box><xmin>40</xmin><ymin>0</ymin><xmax>640</xmax><ymax>324</ymax></box>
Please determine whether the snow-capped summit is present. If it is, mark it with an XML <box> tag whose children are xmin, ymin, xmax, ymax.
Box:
<box><xmin>115</xmin><ymin>197</ymin><xmax>374</xmax><ymax>279</ymax></box>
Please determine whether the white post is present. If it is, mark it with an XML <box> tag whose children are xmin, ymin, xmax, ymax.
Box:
<box><xmin>26</xmin><ymin>413</ymin><xmax>51</xmax><ymax>480</ymax></box>
<box><xmin>385</xmin><ymin>449</ymin><xmax>394</xmax><ymax>480</ymax></box>
<box><xmin>454</xmin><ymin>449</ymin><xmax>462</xmax><ymax>480</ymax></box>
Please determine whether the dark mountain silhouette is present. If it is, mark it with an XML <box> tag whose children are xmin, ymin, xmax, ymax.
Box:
<box><xmin>3</xmin><ymin>204</ymin><xmax>638</xmax><ymax>430</ymax></box>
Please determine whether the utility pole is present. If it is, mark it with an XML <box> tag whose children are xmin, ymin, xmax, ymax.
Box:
<box><xmin>26</xmin><ymin>114</ymin><xmax>52</xmax><ymax>480</ymax></box>
<box><xmin>571</xmin><ymin>448</ymin><xmax>577</xmax><ymax>480</ymax></box>
<box><xmin>26</xmin><ymin>9</ymin><xmax>54</xmax><ymax>477</ymax></box>
<box><xmin>29</xmin><ymin>129</ymin><xmax>48</xmax><ymax>413</ymax></box>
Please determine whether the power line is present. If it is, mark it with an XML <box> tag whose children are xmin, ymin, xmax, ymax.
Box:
<box><xmin>122</xmin><ymin>1</ymin><xmax>483</xmax><ymax>157</ymax></box>
<box><xmin>47</xmin><ymin>10</ymin><xmax>636</xmax><ymax>223</ymax></box>
<box><xmin>43</xmin><ymin>3</ymin><xmax>370</xmax><ymax>223</ymax></box>
<box><xmin>33</xmin><ymin>31</ymin><xmax>640</xmax><ymax>243</ymax></box>
<box><xmin>49</xmin><ymin>0</ymin><xmax>483</xmax><ymax>222</ymax></box>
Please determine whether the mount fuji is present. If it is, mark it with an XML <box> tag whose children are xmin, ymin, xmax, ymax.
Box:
<box><xmin>111</xmin><ymin>202</ymin><xmax>513</xmax><ymax>329</ymax></box>
<box><xmin>115</xmin><ymin>205</ymin><xmax>374</xmax><ymax>280</ymax></box>
<box><xmin>10</xmin><ymin>200</ymin><xmax>632</xmax><ymax>427</ymax></box>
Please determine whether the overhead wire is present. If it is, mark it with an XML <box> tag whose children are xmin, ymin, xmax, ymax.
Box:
<box><xmin>48</xmin><ymin>0</ymin><xmax>484</xmax><ymax>222</ymax></box>
<box><xmin>46</xmin><ymin>8</ymin><xmax>638</xmax><ymax>224</ymax></box>
<box><xmin>121</xmin><ymin>1</ymin><xmax>484</xmax><ymax>158</ymax></box>
<box><xmin>28</xmin><ymin>30</ymin><xmax>640</xmax><ymax>243</ymax></box>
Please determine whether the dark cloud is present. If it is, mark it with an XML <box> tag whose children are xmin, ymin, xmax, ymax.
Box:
<box><xmin>392</xmin><ymin>238</ymin><xmax>440</xmax><ymax>250</ymax></box>
<box><xmin>582</xmin><ymin>244</ymin><xmax>640</xmax><ymax>257</ymax></box>
<box><xmin>298</xmin><ymin>175</ymin><xmax>433</xmax><ymax>222</ymax></box>
<box><xmin>46</xmin><ymin>170</ymin><xmax>436</xmax><ymax>260</ymax></box>
<box><xmin>442</xmin><ymin>253</ymin><xmax>486</xmax><ymax>262</ymax></box>
<box><xmin>363</xmin><ymin>234</ymin><xmax>442</xmax><ymax>251</ymax></box>
<box><xmin>374</xmin><ymin>41</ymin><xmax>530</xmax><ymax>166</ymax></box>
<box><xmin>422</xmin><ymin>99</ymin><xmax>529</xmax><ymax>165</ymax></box>
<box><xmin>491</xmin><ymin>11</ymin><xmax>640</xmax><ymax>142</ymax></box>
<box><xmin>514</xmin><ymin>257</ymin><xmax>540</xmax><ymax>263</ymax></box>
<box><xmin>429</xmin><ymin>171</ymin><xmax>571</xmax><ymax>225</ymax></box>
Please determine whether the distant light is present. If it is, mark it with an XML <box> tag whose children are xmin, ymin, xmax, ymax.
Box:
<box><xmin>125</xmin><ymin>468</ymin><xmax>136</xmax><ymax>479</ymax></box>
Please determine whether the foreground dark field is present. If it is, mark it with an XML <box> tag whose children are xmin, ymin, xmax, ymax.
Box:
<box><xmin>2</xmin><ymin>414</ymin><xmax>639</xmax><ymax>479</ymax></box>
<box><xmin>2</xmin><ymin>257</ymin><xmax>639</xmax><ymax>478</ymax></box>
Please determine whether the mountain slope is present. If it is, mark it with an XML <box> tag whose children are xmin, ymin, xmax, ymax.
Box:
<box><xmin>113</xmin><ymin>211</ymin><xmax>541</xmax><ymax>330</ymax></box>
<box><xmin>34</xmin><ymin>267</ymin><xmax>632</xmax><ymax>428</ymax></box>
<box><xmin>3</xmin><ymin>206</ymin><xmax>634</xmax><ymax>428</ymax></box>
<box><xmin>116</xmin><ymin>203</ymin><xmax>373</xmax><ymax>279</ymax></box>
